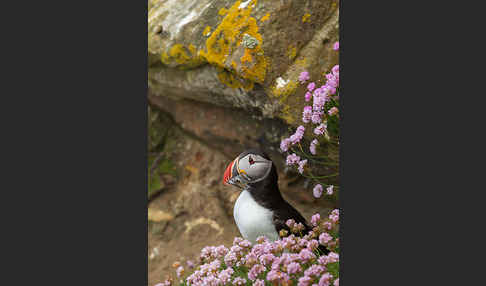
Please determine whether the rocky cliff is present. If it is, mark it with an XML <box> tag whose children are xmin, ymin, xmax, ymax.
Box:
<box><xmin>147</xmin><ymin>0</ymin><xmax>339</xmax><ymax>283</ymax></box>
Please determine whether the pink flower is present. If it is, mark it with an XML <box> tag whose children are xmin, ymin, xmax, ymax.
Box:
<box><xmin>280</xmin><ymin>138</ymin><xmax>291</xmax><ymax>152</ymax></box>
<box><xmin>333</xmin><ymin>41</ymin><xmax>339</xmax><ymax>51</ymax></box>
<box><xmin>259</xmin><ymin>253</ymin><xmax>276</xmax><ymax>266</ymax></box>
<box><xmin>310</xmin><ymin>213</ymin><xmax>321</xmax><ymax>226</ymax></box>
<box><xmin>286</xmin><ymin>153</ymin><xmax>301</xmax><ymax>166</ymax></box>
<box><xmin>290</xmin><ymin>125</ymin><xmax>305</xmax><ymax>144</ymax></box>
<box><xmin>298</xmin><ymin>275</ymin><xmax>312</xmax><ymax>286</ymax></box>
<box><xmin>287</xmin><ymin>262</ymin><xmax>302</xmax><ymax>274</ymax></box>
<box><xmin>313</xmin><ymin>91</ymin><xmax>328</xmax><ymax>112</ymax></box>
<box><xmin>328</xmin><ymin>107</ymin><xmax>339</xmax><ymax>116</ymax></box>
<box><xmin>305</xmin><ymin>91</ymin><xmax>312</xmax><ymax>102</ymax></box>
<box><xmin>304</xmin><ymin>265</ymin><xmax>325</xmax><ymax>277</ymax></box>
<box><xmin>311</xmin><ymin>111</ymin><xmax>322</xmax><ymax>124</ymax></box>
<box><xmin>319</xmin><ymin>273</ymin><xmax>333</xmax><ymax>286</ymax></box>
<box><xmin>245</xmin><ymin>252</ymin><xmax>258</xmax><ymax>266</ymax></box>
<box><xmin>299</xmin><ymin>248</ymin><xmax>316</xmax><ymax>263</ymax></box>
<box><xmin>327</xmin><ymin>86</ymin><xmax>337</xmax><ymax>95</ymax></box>
<box><xmin>299</xmin><ymin>71</ymin><xmax>310</xmax><ymax>83</ymax></box>
<box><xmin>319</xmin><ymin>232</ymin><xmax>332</xmax><ymax>244</ymax></box>
<box><xmin>286</xmin><ymin>219</ymin><xmax>296</xmax><ymax>228</ymax></box>
<box><xmin>266</xmin><ymin>270</ymin><xmax>282</xmax><ymax>282</ymax></box>
<box><xmin>256</xmin><ymin>236</ymin><xmax>269</xmax><ymax>244</ymax></box>
<box><xmin>294</xmin><ymin>223</ymin><xmax>305</xmax><ymax>233</ymax></box>
<box><xmin>326</xmin><ymin>185</ymin><xmax>334</xmax><ymax>195</ymax></box>
<box><xmin>230</xmin><ymin>245</ymin><xmax>243</xmax><ymax>254</ymax></box>
<box><xmin>329</xmin><ymin>209</ymin><xmax>339</xmax><ymax>223</ymax></box>
<box><xmin>328</xmin><ymin>252</ymin><xmax>339</xmax><ymax>263</ymax></box>
<box><xmin>333</xmin><ymin>278</ymin><xmax>339</xmax><ymax>286</ymax></box>
<box><xmin>232</xmin><ymin>277</ymin><xmax>247</xmax><ymax>285</ymax></box>
<box><xmin>313</xmin><ymin>184</ymin><xmax>323</xmax><ymax>198</ymax></box>
<box><xmin>326</xmin><ymin>74</ymin><xmax>338</xmax><ymax>89</ymax></box>
<box><xmin>253</xmin><ymin>279</ymin><xmax>265</xmax><ymax>286</ymax></box>
<box><xmin>323</xmin><ymin>221</ymin><xmax>332</xmax><ymax>230</ymax></box>
<box><xmin>307</xmin><ymin>82</ymin><xmax>316</xmax><ymax>92</ymax></box>
<box><xmin>218</xmin><ymin>268</ymin><xmax>234</xmax><ymax>284</ymax></box>
<box><xmin>310</xmin><ymin>139</ymin><xmax>318</xmax><ymax>155</ymax></box>
<box><xmin>302</xmin><ymin>106</ymin><xmax>312</xmax><ymax>123</ymax></box>
<box><xmin>298</xmin><ymin>159</ymin><xmax>308</xmax><ymax>174</ymax></box>
<box><xmin>176</xmin><ymin>266</ymin><xmax>184</xmax><ymax>277</ymax></box>
<box><xmin>224</xmin><ymin>251</ymin><xmax>237</xmax><ymax>267</ymax></box>
<box><xmin>248</xmin><ymin>264</ymin><xmax>265</xmax><ymax>281</ymax></box>
<box><xmin>233</xmin><ymin>237</ymin><xmax>244</xmax><ymax>245</ymax></box>
<box><xmin>314</xmin><ymin>123</ymin><xmax>327</xmax><ymax>135</ymax></box>
<box><xmin>214</xmin><ymin>245</ymin><xmax>229</xmax><ymax>258</ymax></box>
<box><xmin>332</xmin><ymin>65</ymin><xmax>339</xmax><ymax>76</ymax></box>
<box><xmin>239</xmin><ymin>239</ymin><xmax>252</xmax><ymax>248</ymax></box>
<box><xmin>306</xmin><ymin>239</ymin><xmax>319</xmax><ymax>251</ymax></box>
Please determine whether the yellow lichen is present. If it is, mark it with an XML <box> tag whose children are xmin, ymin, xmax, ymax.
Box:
<box><xmin>302</xmin><ymin>13</ymin><xmax>311</xmax><ymax>23</ymax></box>
<box><xmin>199</xmin><ymin>0</ymin><xmax>267</xmax><ymax>85</ymax></box>
<box><xmin>280</xmin><ymin>105</ymin><xmax>295</xmax><ymax>124</ymax></box>
<box><xmin>260</xmin><ymin>13</ymin><xmax>270</xmax><ymax>23</ymax></box>
<box><xmin>295</xmin><ymin>58</ymin><xmax>308</xmax><ymax>68</ymax></box>
<box><xmin>218</xmin><ymin>8</ymin><xmax>228</xmax><ymax>16</ymax></box>
<box><xmin>161</xmin><ymin>44</ymin><xmax>203</xmax><ymax>68</ymax></box>
<box><xmin>231</xmin><ymin>60</ymin><xmax>238</xmax><ymax>70</ymax></box>
<box><xmin>217</xmin><ymin>68</ymin><xmax>254</xmax><ymax>91</ymax></box>
<box><xmin>271</xmin><ymin>79</ymin><xmax>298</xmax><ymax>100</ymax></box>
<box><xmin>270</xmin><ymin>79</ymin><xmax>299</xmax><ymax>125</ymax></box>
<box><xmin>287</xmin><ymin>46</ymin><xmax>297</xmax><ymax>60</ymax></box>
<box><xmin>203</xmin><ymin>26</ymin><xmax>212</xmax><ymax>36</ymax></box>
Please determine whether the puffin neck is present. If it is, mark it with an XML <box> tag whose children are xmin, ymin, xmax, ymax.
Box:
<box><xmin>246</xmin><ymin>166</ymin><xmax>284</xmax><ymax>209</ymax></box>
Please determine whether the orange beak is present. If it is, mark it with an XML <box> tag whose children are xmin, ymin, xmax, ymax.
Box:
<box><xmin>223</xmin><ymin>159</ymin><xmax>237</xmax><ymax>185</ymax></box>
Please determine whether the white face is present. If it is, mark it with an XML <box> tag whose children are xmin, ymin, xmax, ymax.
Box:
<box><xmin>236</xmin><ymin>153</ymin><xmax>272</xmax><ymax>183</ymax></box>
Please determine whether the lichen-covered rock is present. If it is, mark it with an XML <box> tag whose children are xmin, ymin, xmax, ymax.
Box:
<box><xmin>148</xmin><ymin>0</ymin><xmax>339</xmax><ymax>125</ymax></box>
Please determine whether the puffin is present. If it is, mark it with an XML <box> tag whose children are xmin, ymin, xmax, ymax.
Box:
<box><xmin>223</xmin><ymin>149</ymin><xmax>329</xmax><ymax>254</ymax></box>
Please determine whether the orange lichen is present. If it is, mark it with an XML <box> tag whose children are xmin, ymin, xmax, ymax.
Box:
<box><xmin>199</xmin><ymin>0</ymin><xmax>267</xmax><ymax>85</ymax></box>
<box><xmin>260</xmin><ymin>13</ymin><xmax>270</xmax><ymax>23</ymax></box>
<box><xmin>302</xmin><ymin>13</ymin><xmax>311</xmax><ymax>23</ymax></box>
<box><xmin>241</xmin><ymin>48</ymin><xmax>253</xmax><ymax>64</ymax></box>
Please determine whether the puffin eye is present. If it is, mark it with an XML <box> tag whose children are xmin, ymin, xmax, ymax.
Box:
<box><xmin>249</xmin><ymin>156</ymin><xmax>255</xmax><ymax>165</ymax></box>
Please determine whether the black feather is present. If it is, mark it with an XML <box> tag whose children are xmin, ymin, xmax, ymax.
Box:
<box><xmin>245</xmin><ymin>152</ymin><xmax>330</xmax><ymax>255</ymax></box>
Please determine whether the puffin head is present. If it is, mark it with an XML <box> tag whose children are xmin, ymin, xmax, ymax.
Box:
<box><xmin>223</xmin><ymin>149</ymin><xmax>275</xmax><ymax>189</ymax></box>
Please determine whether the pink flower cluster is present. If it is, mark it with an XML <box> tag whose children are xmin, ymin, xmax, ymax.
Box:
<box><xmin>157</xmin><ymin>210</ymin><xmax>340</xmax><ymax>286</ymax></box>
<box><xmin>280</xmin><ymin>125</ymin><xmax>305</xmax><ymax>152</ymax></box>
<box><xmin>279</xmin><ymin>45</ymin><xmax>340</xmax><ymax>202</ymax></box>
<box><xmin>281</xmin><ymin>63</ymin><xmax>340</xmax><ymax>155</ymax></box>
<box><xmin>308</xmin><ymin>64</ymin><xmax>339</xmax><ymax>126</ymax></box>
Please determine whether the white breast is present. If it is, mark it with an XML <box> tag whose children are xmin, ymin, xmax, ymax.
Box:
<box><xmin>233</xmin><ymin>190</ymin><xmax>279</xmax><ymax>244</ymax></box>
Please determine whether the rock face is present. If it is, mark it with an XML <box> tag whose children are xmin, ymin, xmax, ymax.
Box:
<box><xmin>149</xmin><ymin>0</ymin><xmax>339</xmax><ymax>124</ymax></box>
<box><xmin>147</xmin><ymin>1</ymin><xmax>339</xmax><ymax>283</ymax></box>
